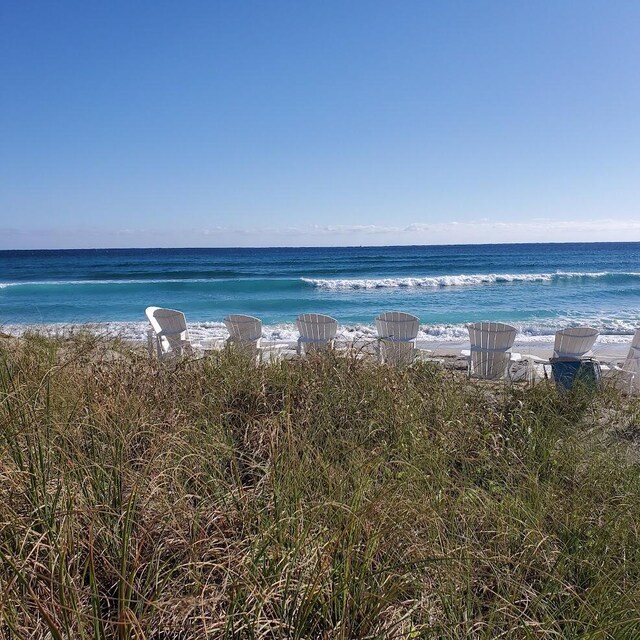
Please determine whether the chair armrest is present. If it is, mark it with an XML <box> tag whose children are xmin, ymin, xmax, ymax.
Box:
<box><xmin>462</xmin><ymin>349</ymin><xmax>520</xmax><ymax>360</ymax></box>
<box><xmin>199</xmin><ymin>338</ymin><xmax>225</xmax><ymax>351</ymax></box>
<box><xmin>610</xmin><ymin>364</ymin><xmax>635</xmax><ymax>375</ymax></box>
<box><xmin>522</xmin><ymin>354</ymin><xmax>548</xmax><ymax>363</ymax></box>
<box><xmin>260</xmin><ymin>342</ymin><xmax>291</xmax><ymax>351</ymax></box>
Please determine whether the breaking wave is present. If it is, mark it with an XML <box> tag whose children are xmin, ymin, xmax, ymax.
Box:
<box><xmin>301</xmin><ymin>271</ymin><xmax>640</xmax><ymax>290</ymax></box>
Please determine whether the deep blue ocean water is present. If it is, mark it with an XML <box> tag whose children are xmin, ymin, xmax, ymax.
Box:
<box><xmin>1</xmin><ymin>243</ymin><xmax>639</xmax><ymax>342</ymax></box>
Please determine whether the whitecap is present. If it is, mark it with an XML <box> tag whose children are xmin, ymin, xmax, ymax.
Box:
<box><xmin>301</xmin><ymin>271</ymin><xmax>640</xmax><ymax>291</ymax></box>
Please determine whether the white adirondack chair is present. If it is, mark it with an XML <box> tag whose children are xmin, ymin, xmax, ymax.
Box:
<box><xmin>601</xmin><ymin>328</ymin><xmax>640</xmax><ymax>394</ymax></box>
<box><xmin>462</xmin><ymin>322</ymin><xmax>520</xmax><ymax>380</ymax></box>
<box><xmin>145</xmin><ymin>306</ymin><xmax>194</xmax><ymax>359</ymax></box>
<box><xmin>375</xmin><ymin>311</ymin><xmax>420</xmax><ymax>366</ymax></box>
<box><xmin>224</xmin><ymin>314</ymin><xmax>263</xmax><ymax>358</ymax></box>
<box><xmin>552</xmin><ymin>327</ymin><xmax>599</xmax><ymax>359</ymax></box>
<box><xmin>296</xmin><ymin>313</ymin><xmax>338</xmax><ymax>355</ymax></box>
<box><xmin>526</xmin><ymin>326</ymin><xmax>599</xmax><ymax>382</ymax></box>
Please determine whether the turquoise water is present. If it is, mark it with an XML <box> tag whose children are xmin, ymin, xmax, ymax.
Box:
<box><xmin>1</xmin><ymin>243</ymin><xmax>639</xmax><ymax>342</ymax></box>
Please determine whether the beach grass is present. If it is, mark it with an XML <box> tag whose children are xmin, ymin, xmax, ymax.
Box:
<box><xmin>1</xmin><ymin>332</ymin><xmax>639</xmax><ymax>638</ymax></box>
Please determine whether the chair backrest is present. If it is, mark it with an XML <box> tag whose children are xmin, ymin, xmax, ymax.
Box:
<box><xmin>375</xmin><ymin>312</ymin><xmax>420</xmax><ymax>366</ymax></box>
<box><xmin>466</xmin><ymin>322</ymin><xmax>517</xmax><ymax>379</ymax></box>
<box><xmin>625</xmin><ymin>328</ymin><xmax>640</xmax><ymax>362</ymax></box>
<box><xmin>553</xmin><ymin>327</ymin><xmax>599</xmax><ymax>359</ymax></box>
<box><xmin>224</xmin><ymin>315</ymin><xmax>262</xmax><ymax>356</ymax></box>
<box><xmin>375</xmin><ymin>312</ymin><xmax>419</xmax><ymax>341</ymax></box>
<box><xmin>145</xmin><ymin>306</ymin><xmax>191</xmax><ymax>358</ymax></box>
<box><xmin>623</xmin><ymin>328</ymin><xmax>640</xmax><ymax>392</ymax></box>
<box><xmin>296</xmin><ymin>313</ymin><xmax>338</xmax><ymax>354</ymax></box>
<box><xmin>224</xmin><ymin>314</ymin><xmax>262</xmax><ymax>343</ymax></box>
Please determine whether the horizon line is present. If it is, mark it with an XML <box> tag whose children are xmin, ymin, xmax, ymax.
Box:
<box><xmin>2</xmin><ymin>239</ymin><xmax>640</xmax><ymax>252</ymax></box>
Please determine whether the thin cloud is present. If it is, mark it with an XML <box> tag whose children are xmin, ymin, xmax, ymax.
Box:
<box><xmin>1</xmin><ymin>218</ymin><xmax>639</xmax><ymax>249</ymax></box>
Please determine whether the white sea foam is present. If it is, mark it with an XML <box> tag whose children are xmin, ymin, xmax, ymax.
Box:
<box><xmin>2</xmin><ymin>271</ymin><xmax>638</xmax><ymax>290</ymax></box>
<box><xmin>301</xmin><ymin>271</ymin><xmax>638</xmax><ymax>290</ymax></box>
<box><xmin>3</xmin><ymin>318</ymin><xmax>637</xmax><ymax>346</ymax></box>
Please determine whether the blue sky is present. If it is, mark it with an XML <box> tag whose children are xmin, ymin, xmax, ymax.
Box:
<box><xmin>1</xmin><ymin>0</ymin><xmax>639</xmax><ymax>248</ymax></box>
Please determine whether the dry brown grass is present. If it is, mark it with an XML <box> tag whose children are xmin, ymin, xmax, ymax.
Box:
<box><xmin>1</xmin><ymin>332</ymin><xmax>639</xmax><ymax>638</ymax></box>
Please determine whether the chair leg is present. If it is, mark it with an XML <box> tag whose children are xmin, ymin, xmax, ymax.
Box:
<box><xmin>147</xmin><ymin>329</ymin><xmax>155</xmax><ymax>358</ymax></box>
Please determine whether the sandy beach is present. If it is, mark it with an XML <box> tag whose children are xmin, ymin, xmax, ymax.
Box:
<box><xmin>3</xmin><ymin>322</ymin><xmax>635</xmax><ymax>365</ymax></box>
<box><xmin>421</xmin><ymin>338</ymin><xmax>631</xmax><ymax>361</ymax></box>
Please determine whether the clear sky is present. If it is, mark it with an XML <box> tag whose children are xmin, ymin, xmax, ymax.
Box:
<box><xmin>1</xmin><ymin>0</ymin><xmax>639</xmax><ymax>248</ymax></box>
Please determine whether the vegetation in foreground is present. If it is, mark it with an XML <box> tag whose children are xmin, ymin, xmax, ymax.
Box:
<box><xmin>1</xmin><ymin>333</ymin><xmax>639</xmax><ymax>639</ymax></box>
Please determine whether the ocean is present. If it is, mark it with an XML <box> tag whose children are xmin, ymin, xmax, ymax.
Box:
<box><xmin>1</xmin><ymin>243</ymin><xmax>639</xmax><ymax>345</ymax></box>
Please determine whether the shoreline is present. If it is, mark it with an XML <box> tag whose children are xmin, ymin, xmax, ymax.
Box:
<box><xmin>426</xmin><ymin>340</ymin><xmax>630</xmax><ymax>360</ymax></box>
<box><xmin>2</xmin><ymin>321</ymin><xmax>633</xmax><ymax>361</ymax></box>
